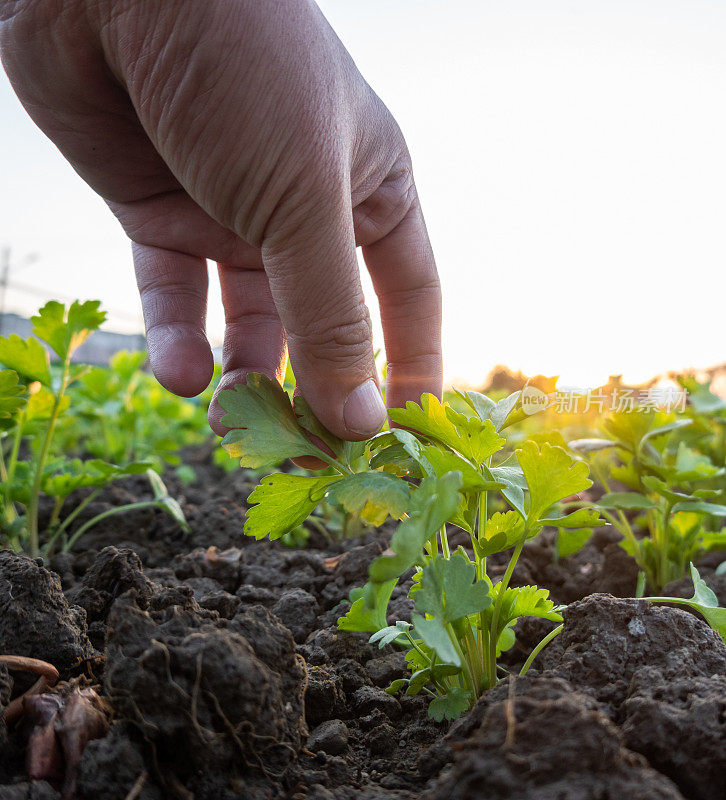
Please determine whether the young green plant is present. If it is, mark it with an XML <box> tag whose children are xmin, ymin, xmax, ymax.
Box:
<box><xmin>220</xmin><ymin>376</ymin><xmax>602</xmax><ymax>720</ymax></box>
<box><xmin>570</xmin><ymin>408</ymin><xmax>726</xmax><ymax>592</ymax></box>
<box><xmin>0</xmin><ymin>300</ymin><xmax>189</xmax><ymax>556</ymax></box>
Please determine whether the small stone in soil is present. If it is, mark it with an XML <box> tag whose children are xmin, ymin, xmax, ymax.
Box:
<box><xmin>272</xmin><ymin>588</ymin><xmax>319</xmax><ymax>642</ymax></box>
<box><xmin>365</xmin><ymin>651</ymin><xmax>406</xmax><ymax>688</ymax></box>
<box><xmin>337</xmin><ymin>658</ymin><xmax>371</xmax><ymax>694</ymax></box>
<box><xmin>308</xmin><ymin>719</ymin><xmax>349</xmax><ymax>755</ymax></box>
<box><xmin>235</xmin><ymin>584</ymin><xmax>277</xmax><ymax>606</ymax></box>
<box><xmin>359</xmin><ymin>709</ymin><xmax>389</xmax><ymax>731</ymax></box>
<box><xmin>352</xmin><ymin>686</ymin><xmax>402</xmax><ymax>720</ymax></box>
<box><xmin>305</xmin><ymin>666</ymin><xmax>346</xmax><ymax>727</ymax></box>
<box><xmin>367</xmin><ymin>723</ymin><xmax>398</xmax><ymax>756</ymax></box>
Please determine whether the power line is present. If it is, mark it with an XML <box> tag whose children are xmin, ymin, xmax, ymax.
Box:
<box><xmin>5</xmin><ymin>277</ymin><xmax>143</xmax><ymax>324</ymax></box>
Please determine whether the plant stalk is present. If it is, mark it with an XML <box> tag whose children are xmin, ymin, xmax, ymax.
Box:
<box><xmin>519</xmin><ymin>623</ymin><xmax>563</xmax><ymax>676</ymax></box>
<box><xmin>28</xmin><ymin>355</ymin><xmax>71</xmax><ymax>556</ymax></box>
<box><xmin>487</xmin><ymin>531</ymin><xmax>527</xmax><ymax>688</ymax></box>
<box><xmin>62</xmin><ymin>499</ymin><xmax>161</xmax><ymax>552</ymax></box>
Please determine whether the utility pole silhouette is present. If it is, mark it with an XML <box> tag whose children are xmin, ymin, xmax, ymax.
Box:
<box><xmin>0</xmin><ymin>246</ymin><xmax>38</xmax><ymax>336</ymax></box>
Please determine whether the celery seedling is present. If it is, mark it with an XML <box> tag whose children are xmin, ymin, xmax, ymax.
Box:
<box><xmin>570</xmin><ymin>409</ymin><xmax>726</xmax><ymax>591</ymax></box>
<box><xmin>220</xmin><ymin>376</ymin><xmax>602</xmax><ymax>720</ymax></box>
<box><xmin>0</xmin><ymin>300</ymin><xmax>189</xmax><ymax>556</ymax></box>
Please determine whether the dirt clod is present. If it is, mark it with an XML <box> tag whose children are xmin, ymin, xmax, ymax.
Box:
<box><xmin>423</xmin><ymin>678</ymin><xmax>685</xmax><ymax>800</ymax></box>
<box><xmin>541</xmin><ymin>593</ymin><xmax>726</xmax><ymax>711</ymax></box>
<box><xmin>308</xmin><ymin>719</ymin><xmax>349</xmax><ymax>755</ymax></box>
<box><xmin>103</xmin><ymin>588</ymin><xmax>307</xmax><ymax>792</ymax></box>
<box><xmin>623</xmin><ymin>668</ymin><xmax>726</xmax><ymax>800</ymax></box>
<box><xmin>0</xmin><ymin>551</ymin><xmax>93</xmax><ymax>677</ymax></box>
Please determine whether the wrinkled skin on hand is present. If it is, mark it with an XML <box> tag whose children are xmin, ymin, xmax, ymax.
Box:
<box><xmin>0</xmin><ymin>0</ymin><xmax>442</xmax><ymax>440</ymax></box>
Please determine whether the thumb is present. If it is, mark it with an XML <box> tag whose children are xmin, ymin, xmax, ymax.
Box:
<box><xmin>262</xmin><ymin>189</ymin><xmax>386</xmax><ymax>440</ymax></box>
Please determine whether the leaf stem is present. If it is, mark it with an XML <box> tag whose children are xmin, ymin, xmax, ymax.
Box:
<box><xmin>3</xmin><ymin>406</ymin><xmax>26</xmax><ymax>524</ymax></box>
<box><xmin>439</xmin><ymin>525</ymin><xmax>450</xmax><ymax>558</ymax></box>
<box><xmin>476</xmin><ymin>486</ymin><xmax>489</xmax><ymax>677</ymax></box>
<box><xmin>57</xmin><ymin>488</ymin><xmax>102</xmax><ymax>534</ymax></box>
<box><xmin>657</xmin><ymin>502</ymin><xmax>674</xmax><ymax>590</ymax></box>
<box><xmin>314</xmin><ymin>451</ymin><xmax>354</xmax><ymax>476</ymax></box>
<box><xmin>62</xmin><ymin>499</ymin><xmax>161</xmax><ymax>552</ymax></box>
<box><xmin>487</xmin><ymin>531</ymin><xmax>527</xmax><ymax>688</ymax></box>
<box><xmin>519</xmin><ymin>623</ymin><xmax>563</xmax><ymax>676</ymax></box>
<box><xmin>28</xmin><ymin>355</ymin><xmax>71</xmax><ymax>556</ymax></box>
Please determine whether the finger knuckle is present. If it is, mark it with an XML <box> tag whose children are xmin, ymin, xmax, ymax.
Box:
<box><xmin>293</xmin><ymin>309</ymin><xmax>373</xmax><ymax>367</ymax></box>
<box><xmin>354</xmin><ymin>160</ymin><xmax>418</xmax><ymax>244</ymax></box>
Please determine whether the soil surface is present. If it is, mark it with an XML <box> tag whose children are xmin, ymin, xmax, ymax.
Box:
<box><xmin>1</xmin><ymin>450</ymin><xmax>724</xmax><ymax>799</ymax></box>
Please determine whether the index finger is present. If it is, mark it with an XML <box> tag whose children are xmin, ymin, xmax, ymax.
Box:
<box><xmin>361</xmin><ymin>197</ymin><xmax>443</xmax><ymax>410</ymax></box>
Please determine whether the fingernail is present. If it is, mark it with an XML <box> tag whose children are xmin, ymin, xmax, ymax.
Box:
<box><xmin>344</xmin><ymin>379</ymin><xmax>387</xmax><ymax>436</ymax></box>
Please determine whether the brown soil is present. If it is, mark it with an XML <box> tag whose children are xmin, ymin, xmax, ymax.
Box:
<box><xmin>1</xmin><ymin>449</ymin><xmax>724</xmax><ymax>799</ymax></box>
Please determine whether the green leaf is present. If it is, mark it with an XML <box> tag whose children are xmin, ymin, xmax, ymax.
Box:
<box><xmin>145</xmin><ymin>469</ymin><xmax>190</xmax><ymax>533</ymax></box>
<box><xmin>568</xmin><ymin>438</ymin><xmax>618</xmax><ymax>453</ymax></box>
<box><xmin>0</xmin><ymin>370</ymin><xmax>26</xmax><ymax>419</ymax></box>
<box><xmin>380</xmin><ymin>429</ymin><xmax>433</xmax><ymax>469</ymax></box>
<box><xmin>220</xmin><ymin>373</ymin><xmax>329</xmax><ymax>468</ymax></box>
<box><xmin>412</xmin><ymin>615</ymin><xmax>460</xmax><ymax>666</ymax></box>
<box><xmin>245</xmin><ymin>473</ymin><xmax>340</xmax><ymax>540</ymax></box>
<box><xmin>516</xmin><ymin>441</ymin><xmax>592</xmax><ymax>525</ymax></box>
<box><xmin>388</xmin><ymin>394</ymin><xmax>505</xmax><ymax>463</ymax></box>
<box><xmin>479</xmin><ymin>510</ymin><xmax>526</xmax><ymax>557</ymax></box>
<box><xmin>489</xmin><ymin>584</ymin><xmax>563</xmax><ymax>636</ymax></box>
<box><xmin>369</xmin><ymin>620</ymin><xmax>412</xmax><ymax>648</ymax></box>
<box><xmin>369</xmin><ymin>429</ymin><xmax>432</xmax><ymax>477</ymax></box>
<box><xmin>327</xmin><ymin>471</ymin><xmax>410</xmax><ymax>526</ymax></box>
<box><xmin>682</xmin><ymin>379</ymin><xmax>726</xmax><ymax>414</ymax></box>
<box><xmin>422</xmin><ymin>446</ymin><xmax>498</xmax><ymax>491</ymax></box>
<box><xmin>428</xmin><ymin>687</ymin><xmax>471</xmax><ymax>722</ymax></box>
<box><xmin>556</xmin><ymin>527</ymin><xmax>593</xmax><ymax>558</ymax></box>
<box><xmin>26</xmin><ymin>387</ymin><xmax>69</xmax><ymax>421</ymax></box>
<box><xmin>486</xmin><ymin>463</ymin><xmax>527</xmax><ymax>518</ymax></box>
<box><xmin>672</xmin><ymin>500</ymin><xmax>726</xmax><ymax>517</ymax></box>
<box><xmin>406</xmin><ymin>668</ymin><xmax>433</xmax><ymax>695</ymax></box>
<box><xmin>338</xmin><ymin>579</ymin><xmax>397</xmax><ymax>633</ymax></box>
<box><xmin>455</xmin><ymin>389</ymin><xmax>496</xmax><ymax>422</ymax></box>
<box><xmin>42</xmin><ymin>458</ymin><xmax>151</xmax><ymax>500</ymax></box>
<box><xmin>368</xmin><ymin>472</ymin><xmax>463</xmax><ymax>583</ymax></box>
<box><xmin>109</xmin><ymin>349</ymin><xmax>148</xmax><ymax>381</ymax></box>
<box><xmin>541</xmin><ymin>507</ymin><xmax>604</xmax><ymax>528</ymax></box>
<box><xmin>638</xmin><ymin>419</ymin><xmax>692</xmax><ymax>453</ymax></box>
<box><xmin>597</xmin><ymin>492</ymin><xmax>658</xmax><ymax>511</ymax></box>
<box><xmin>700</xmin><ymin>529</ymin><xmax>726</xmax><ymax>553</ymax></box>
<box><xmin>603</xmin><ymin>413</ymin><xmax>655</xmax><ymax>452</ymax></box>
<box><xmin>672</xmin><ymin>443</ymin><xmax>722</xmax><ymax>481</ymax></box>
<box><xmin>31</xmin><ymin>300</ymin><xmax>106</xmax><ymax>360</ymax></box>
<box><xmin>490</xmin><ymin>391</ymin><xmax>521</xmax><ymax>431</ymax></box>
<box><xmin>414</xmin><ymin>554</ymin><xmax>491</xmax><ymax>623</ymax></box>
<box><xmin>641</xmin><ymin>476</ymin><xmax>692</xmax><ymax>505</ymax></box>
<box><xmin>0</xmin><ymin>335</ymin><xmax>50</xmax><ymax>385</ymax></box>
<box><xmin>647</xmin><ymin>564</ymin><xmax>726</xmax><ymax>641</ymax></box>
<box><xmin>292</xmin><ymin>396</ymin><xmax>346</xmax><ymax>460</ymax></box>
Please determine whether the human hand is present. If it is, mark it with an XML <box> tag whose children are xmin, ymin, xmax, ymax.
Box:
<box><xmin>0</xmin><ymin>0</ymin><xmax>441</xmax><ymax>439</ymax></box>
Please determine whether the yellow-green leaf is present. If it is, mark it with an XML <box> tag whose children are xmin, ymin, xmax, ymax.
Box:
<box><xmin>244</xmin><ymin>473</ymin><xmax>340</xmax><ymax>540</ymax></box>
<box><xmin>0</xmin><ymin>335</ymin><xmax>50</xmax><ymax>385</ymax></box>
<box><xmin>328</xmin><ymin>471</ymin><xmax>409</xmax><ymax>526</ymax></box>
<box><xmin>389</xmin><ymin>393</ymin><xmax>504</xmax><ymax>463</ymax></box>
<box><xmin>220</xmin><ymin>374</ymin><xmax>328</xmax><ymax>468</ymax></box>
<box><xmin>0</xmin><ymin>370</ymin><xmax>26</xmax><ymax>419</ymax></box>
<box><xmin>516</xmin><ymin>441</ymin><xmax>592</xmax><ymax>526</ymax></box>
<box><xmin>31</xmin><ymin>300</ymin><xmax>106</xmax><ymax>360</ymax></box>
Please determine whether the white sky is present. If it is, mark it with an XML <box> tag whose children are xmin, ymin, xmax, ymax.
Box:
<box><xmin>1</xmin><ymin>0</ymin><xmax>725</xmax><ymax>388</ymax></box>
